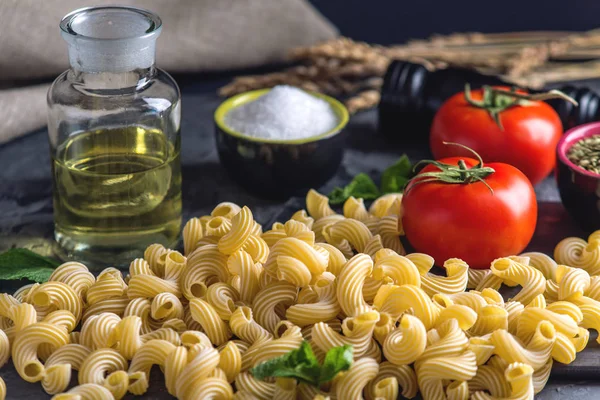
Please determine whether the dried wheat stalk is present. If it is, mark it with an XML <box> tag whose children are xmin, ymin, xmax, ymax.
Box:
<box><xmin>219</xmin><ymin>30</ymin><xmax>600</xmax><ymax>114</ymax></box>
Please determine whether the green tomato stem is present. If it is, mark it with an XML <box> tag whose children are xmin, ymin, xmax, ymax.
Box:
<box><xmin>463</xmin><ymin>84</ymin><xmax>578</xmax><ymax>130</ymax></box>
<box><xmin>407</xmin><ymin>142</ymin><xmax>495</xmax><ymax>194</ymax></box>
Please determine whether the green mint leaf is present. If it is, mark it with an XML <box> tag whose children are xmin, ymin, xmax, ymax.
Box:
<box><xmin>381</xmin><ymin>154</ymin><xmax>413</xmax><ymax>194</ymax></box>
<box><xmin>250</xmin><ymin>341</ymin><xmax>321</xmax><ymax>386</ymax></box>
<box><xmin>318</xmin><ymin>345</ymin><xmax>353</xmax><ymax>385</ymax></box>
<box><xmin>0</xmin><ymin>248</ymin><xmax>60</xmax><ymax>283</ymax></box>
<box><xmin>328</xmin><ymin>173</ymin><xmax>380</xmax><ymax>205</ymax></box>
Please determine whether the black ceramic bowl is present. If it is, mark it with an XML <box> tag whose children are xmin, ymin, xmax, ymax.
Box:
<box><xmin>214</xmin><ymin>89</ymin><xmax>349</xmax><ymax>199</ymax></box>
<box><xmin>557</xmin><ymin>122</ymin><xmax>600</xmax><ymax>232</ymax></box>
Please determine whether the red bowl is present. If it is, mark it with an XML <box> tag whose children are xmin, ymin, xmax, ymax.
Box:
<box><xmin>556</xmin><ymin>122</ymin><xmax>600</xmax><ymax>233</ymax></box>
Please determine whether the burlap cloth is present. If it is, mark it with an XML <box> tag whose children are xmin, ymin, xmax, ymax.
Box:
<box><xmin>0</xmin><ymin>0</ymin><xmax>337</xmax><ymax>145</ymax></box>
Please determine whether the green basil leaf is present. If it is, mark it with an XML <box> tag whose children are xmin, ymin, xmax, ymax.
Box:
<box><xmin>327</xmin><ymin>187</ymin><xmax>347</xmax><ymax>205</ymax></box>
<box><xmin>328</xmin><ymin>173</ymin><xmax>380</xmax><ymax>205</ymax></box>
<box><xmin>251</xmin><ymin>342</ymin><xmax>354</xmax><ymax>388</ymax></box>
<box><xmin>0</xmin><ymin>248</ymin><xmax>60</xmax><ymax>283</ymax></box>
<box><xmin>380</xmin><ymin>154</ymin><xmax>412</xmax><ymax>194</ymax></box>
<box><xmin>250</xmin><ymin>341</ymin><xmax>321</xmax><ymax>386</ymax></box>
<box><xmin>318</xmin><ymin>344</ymin><xmax>353</xmax><ymax>385</ymax></box>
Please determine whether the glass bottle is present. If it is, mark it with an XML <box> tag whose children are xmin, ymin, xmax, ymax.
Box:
<box><xmin>47</xmin><ymin>6</ymin><xmax>182</xmax><ymax>268</ymax></box>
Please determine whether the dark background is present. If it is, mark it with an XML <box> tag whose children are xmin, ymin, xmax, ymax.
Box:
<box><xmin>309</xmin><ymin>0</ymin><xmax>600</xmax><ymax>44</ymax></box>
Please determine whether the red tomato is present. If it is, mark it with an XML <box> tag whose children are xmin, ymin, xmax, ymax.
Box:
<box><xmin>430</xmin><ymin>86</ymin><xmax>563</xmax><ymax>186</ymax></box>
<box><xmin>402</xmin><ymin>156</ymin><xmax>537</xmax><ymax>269</ymax></box>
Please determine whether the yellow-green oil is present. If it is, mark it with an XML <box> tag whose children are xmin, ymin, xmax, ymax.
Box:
<box><xmin>52</xmin><ymin>126</ymin><xmax>181</xmax><ymax>266</ymax></box>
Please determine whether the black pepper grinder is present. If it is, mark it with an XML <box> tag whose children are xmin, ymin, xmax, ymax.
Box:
<box><xmin>378</xmin><ymin>60</ymin><xmax>600</xmax><ymax>144</ymax></box>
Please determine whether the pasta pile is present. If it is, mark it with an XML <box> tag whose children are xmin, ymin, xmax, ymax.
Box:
<box><xmin>0</xmin><ymin>189</ymin><xmax>599</xmax><ymax>400</ymax></box>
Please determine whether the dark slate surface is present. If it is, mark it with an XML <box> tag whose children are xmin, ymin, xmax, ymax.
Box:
<box><xmin>0</xmin><ymin>72</ymin><xmax>595</xmax><ymax>399</ymax></box>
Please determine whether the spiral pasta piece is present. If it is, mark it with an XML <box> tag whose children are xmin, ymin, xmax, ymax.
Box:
<box><xmin>288</xmin><ymin>210</ymin><xmax>314</xmax><ymax>230</ymax></box>
<box><xmin>183</xmin><ymin>217</ymin><xmax>204</xmax><ymax>256</ymax></box>
<box><xmin>78</xmin><ymin>348</ymin><xmax>128</xmax><ymax>394</ymax></box>
<box><xmin>49</xmin><ymin>262</ymin><xmax>95</xmax><ymax>299</ymax></box>
<box><xmin>86</xmin><ymin>268</ymin><xmax>127</xmax><ymax>305</ymax></box>
<box><xmin>519</xmin><ymin>252</ymin><xmax>557</xmax><ymax>280</ymax></box>
<box><xmin>417</xmin><ymin>350</ymin><xmax>477</xmax><ymax>400</ymax></box>
<box><xmin>266</xmin><ymin>237</ymin><xmax>328</xmax><ymax>283</ymax></box>
<box><xmin>378</xmin><ymin>215</ymin><xmax>405</xmax><ymax>254</ymax></box>
<box><xmin>374</xmin><ymin>284</ymin><xmax>439</xmax><ymax>329</ymax></box>
<box><xmin>555</xmin><ymin>233</ymin><xmax>600</xmax><ymax>275</ymax></box>
<box><xmin>491</xmin><ymin>321</ymin><xmax>556</xmax><ymax>370</ymax></box>
<box><xmin>236</xmin><ymin>372</ymin><xmax>275</xmax><ymax>399</ymax></box>
<box><xmin>28</xmin><ymin>281</ymin><xmax>82</xmax><ymax>324</ymax></box>
<box><xmin>228</xmin><ymin>250</ymin><xmax>261</xmax><ymax>303</ymax></box>
<box><xmin>0</xmin><ymin>330</ymin><xmax>9</xmax><ymax>368</ymax></box>
<box><xmin>372</xmin><ymin>250</ymin><xmax>420</xmax><ymax>287</ymax></box>
<box><xmin>314</xmin><ymin>243</ymin><xmax>347</xmax><ymax>276</ymax></box>
<box><xmin>416</xmin><ymin>319</ymin><xmax>469</xmax><ymax>367</ymax></box>
<box><xmin>11</xmin><ymin>321</ymin><xmax>69</xmax><ymax>382</ymax></box>
<box><xmin>334</xmin><ymin>357</ymin><xmax>379</xmax><ymax>399</ymax></box>
<box><xmin>218</xmin><ymin>341</ymin><xmax>242</xmax><ymax>383</ymax></box>
<box><xmin>336</xmin><ymin>253</ymin><xmax>373</xmax><ymax>317</ymax></box>
<box><xmin>182</xmin><ymin>244</ymin><xmax>229</xmax><ymax>300</ymax></box>
<box><xmin>82</xmin><ymin>294</ymin><xmax>129</xmax><ymax>322</ymax></box>
<box><xmin>127</xmin><ymin>273</ymin><xmax>181</xmax><ymax>299</ymax></box>
<box><xmin>204</xmin><ymin>282</ymin><xmax>240</xmax><ymax>322</ymax></box>
<box><xmin>186</xmin><ymin>377</ymin><xmax>234</xmax><ymax>400</ymax></box>
<box><xmin>490</xmin><ymin>258</ymin><xmax>546</xmax><ymax>305</ymax></box>
<box><xmin>281</xmin><ymin>220</ymin><xmax>316</xmax><ymax>246</ymax></box>
<box><xmin>253</xmin><ymin>281</ymin><xmax>297</xmax><ymax>333</ymax></box>
<box><xmin>51</xmin><ymin>383</ymin><xmax>114</xmax><ymax>400</ymax></box>
<box><xmin>421</xmin><ymin>258</ymin><xmax>469</xmax><ymax>296</ymax></box>
<box><xmin>163</xmin><ymin>250</ymin><xmax>186</xmax><ymax>282</ymax></box>
<box><xmin>516</xmin><ymin>306</ymin><xmax>579</xmax><ymax>343</ymax></box>
<box><xmin>251</xmin><ymin>326</ymin><xmax>304</xmax><ymax>367</ymax></box>
<box><xmin>469</xmin><ymin>305</ymin><xmax>508</xmax><ymax>336</ymax></box>
<box><xmin>555</xmin><ymin>264</ymin><xmax>591</xmax><ymax>301</ymax></box>
<box><xmin>188</xmin><ymin>298</ymin><xmax>232</xmax><ymax>346</ymax></box>
<box><xmin>151</xmin><ymin>292</ymin><xmax>184</xmax><ymax>322</ymax></box>
<box><xmin>230</xmin><ymin>306</ymin><xmax>273</xmax><ymax>344</ymax></box>
<box><xmin>205</xmin><ymin>216</ymin><xmax>233</xmax><ymax>238</ymax></box>
<box><xmin>470</xmin><ymin>364</ymin><xmax>511</xmax><ymax>397</ymax></box>
<box><xmin>306</xmin><ymin>189</ymin><xmax>337</xmax><ymax>220</ymax></box>
<box><xmin>383</xmin><ymin>314</ymin><xmax>427</xmax><ymax>365</ymax></box>
<box><xmin>472</xmin><ymin>362</ymin><xmax>534</xmax><ymax>400</ymax></box>
<box><xmin>446</xmin><ymin>381</ymin><xmax>469</xmax><ymax>400</ymax></box>
<box><xmin>325</xmin><ymin>218</ymin><xmax>373</xmax><ymax>253</ymax></box>
<box><xmin>128</xmin><ymin>339</ymin><xmax>176</xmax><ymax>385</ymax></box>
<box><xmin>42</xmin><ymin>344</ymin><xmax>92</xmax><ymax>394</ymax></box>
<box><xmin>212</xmin><ymin>202</ymin><xmax>242</xmax><ymax>219</ymax></box>
<box><xmin>369</xmin><ymin>193</ymin><xmax>403</xmax><ymax>217</ymax></box>
<box><xmin>80</xmin><ymin>312</ymin><xmax>121</xmax><ymax>350</ymax></box>
<box><xmin>219</xmin><ymin>206</ymin><xmax>255</xmax><ymax>255</ymax></box>
<box><xmin>175</xmin><ymin>345</ymin><xmax>221</xmax><ymax>400</ymax></box>
<box><xmin>286</xmin><ymin>280</ymin><xmax>340</xmax><ymax>327</ymax></box>
<box><xmin>361</xmin><ymin>234</ymin><xmax>383</xmax><ymax>258</ymax></box>
<box><xmin>312</xmin><ymin>310</ymin><xmax>379</xmax><ymax>359</ymax></box>
<box><xmin>343</xmin><ymin>196</ymin><xmax>372</xmax><ymax>221</ymax></box>
<box><xmin>436</xmin><ymin>304</ymin><xmax>478</xmax><ymax>330</ymax></box>
<box><xmin>242</xmin><ymin>235</ymin><xmax>270</xmax><ymax>263</ymax></box>
<box><xmin>366</xmin><ymin>362</ymin><xmax>417</xmax><ymax>399</ymax></box>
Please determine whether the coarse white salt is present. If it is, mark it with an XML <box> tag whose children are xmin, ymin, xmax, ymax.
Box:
<box><xmin>224</xmin><ymin>85</ymin><xmax>339</xmax><ymax>141</ymax></box>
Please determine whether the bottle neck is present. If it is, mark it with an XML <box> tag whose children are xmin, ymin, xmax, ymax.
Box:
<box><xmin>65</xmin><ymin>34</ymin><xmax>158</xmax><ymax>89</ymax></box>
<box><xmin>69</xmin><ymin>65</ymin><xmax>157</xmax><ymax>89</ymax></box>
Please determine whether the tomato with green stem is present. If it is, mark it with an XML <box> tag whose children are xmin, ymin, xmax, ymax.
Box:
<box><xmin>430</xmin><ymin>85</ymin><xmax>578</xmax><ymax>186</ymax></box>
<box><xmin>402</xmin><ymin>143</ymin><xmax>537</xmax><ymax>269</ymax></box>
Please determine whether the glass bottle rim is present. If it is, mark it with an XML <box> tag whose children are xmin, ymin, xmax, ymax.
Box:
<box><xmin>60</xmin><ymin>6</ymin><xmax>162</xmax><ymax>42</ymax></box>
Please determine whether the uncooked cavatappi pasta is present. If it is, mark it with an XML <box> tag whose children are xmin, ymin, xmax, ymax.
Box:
<box><xmin>1</xmin><ymin>189</ymin><xmax>599</xmax><ymax>399</ymax></box>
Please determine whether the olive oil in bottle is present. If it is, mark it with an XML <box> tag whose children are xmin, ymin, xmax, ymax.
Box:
<box><xmin>52</xmin><ymin>126</ymin><xmax>182</xmax><ymax>265</ymax></box>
